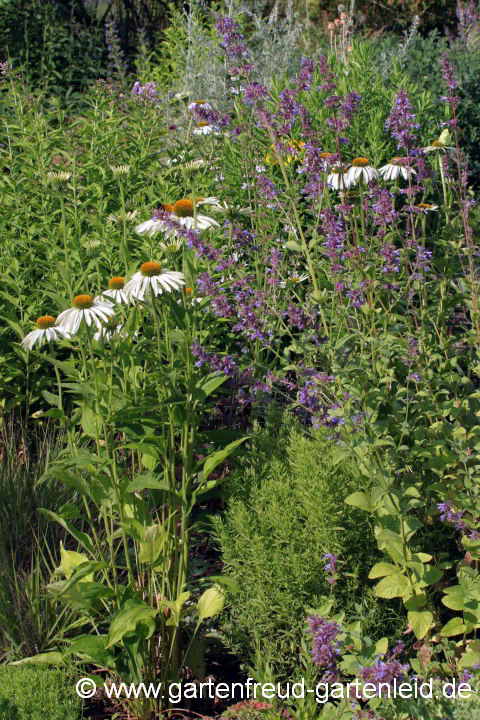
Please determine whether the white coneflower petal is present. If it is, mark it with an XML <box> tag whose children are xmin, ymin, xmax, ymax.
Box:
<box><xmin>279</xmin><ymin>274</ymin><xmax>309</xmax><ymax>288</ymax></box>
<box><xmin>413</xmin><ymin>203</ymin><xmax>439</xmax><ymax>213</ymax></box>
<box><xmin>188</xmin><ymin>100</ymin><xmax>212</xmax><ymax>111</ymax></box>
<box><xmin>327</xmin><ymin>164</ymin><xmax>350</xmax><ymax>190</ymax></box>
<box><xmin>193</xmin><ymin>123</ymin><xmax>217</xmax><ymax>136</ymax></box>
<box><xmin>124</xmin><ymin>262</ymin><xmax>185</xmax><ymax>301</ymax></box>
<box><xmin>135</xmin><ymin>219</ymin><xmax>166</xmax><ymax>237</ymax></box>
<box><xmin>378</xmin><ymin>158</ymin><xmax>416</xmax><ymax>181</ymax></box>
<box><xmin>56</xmin><ymin>295</ymin><xmax>115</xmax><ymax>335</ymax></box>
<box><xmin>345</xmin><ymin>158</ymin><xmax>379</xmax><ymax>186</ymax></box>
<box><xmin>21</xmin><ymin>316</ymin><xmax>70</xmax><ymax>350</ymax></box>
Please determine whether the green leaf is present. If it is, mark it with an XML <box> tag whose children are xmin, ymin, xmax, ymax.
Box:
<box><xmin>42</xmin><ymin>389</ymin><xmax>61</xmax><ymax>408</ymax></box>
<box><xmin>375</xmin><ymin>637</ymin><xmax>389</xmax><ymax>655</ymax></box>
<box><xmin>408</xmin><ymin>610</ymin><xmax>433</xmax><ymax>640</ymax></box>
<box><xmin>441</xmin><ymin>617</ymin><xmax>467</xmax><ymax>637</ymax></box>
<box><xmin>106</xmin><ymin>599</ymin><xmax>158</xmax><ymax>649</ymax></box>
<box><xmin>404</xmin><ymin>593</ymin><xmax>428</xmax><ymax>610</ymax></box>
<box><xmin>10</xmin><ymin>652</ymin><xmax>65</xmax><ymax>666</ymax></box>
<box><xmin>56</xmin><ymin>543</ymin><xmax>93</xmax><ymax>580</ymax></box>
<box><xmin>138</xmin><ymin>524</ymin><xmax>165</xmax><ymax>565</ymax></box>
<box><xmin>197</xmin><ymin>586</ymin><xmax>225</xmax><ymax>624</ymax></box>
<box><xmin>285</xmin><ymin>240</ymin><xmax>303</xmax><ymax>252</ymax></box>
<box><xmin>200</xmin><ymin>437</ymin><xmax>249</xmax><ymax>484</ymax></box>
<box><xmin>344</xmin><ymin>492</ymin><xmax>374</xmax><ymax>512</ymax></box>
<box><xmin>81</xmin><ymin>405</ymin><xmax>101</xmax><ymax>438</ymax></box>
<box><xmin>40</xmin><ymin>510</ymin><xmax>94</xmax><ymax>555</ymax></box>
<box><xmin>184</xmin><ymin>638</ymin><xmax>205</xmax><ymax>679</ymax></box>
<box><xmin>368</xmin><ymin>562</ymin><xmax>398</xmax><ymax>579</ymax></box>
<box><xmin>66</xmin><ymin>635</ymin><xmax>117</xmax><ymax>669</ymax></box>
<box><xmin>126</xmin><ymin>473</ymin><xmax>172</xmax><ymax>494</ymax></box>
<box><xmin>192</xmin><ymin>373</ymin><xmax>227</xmax><ymax>403</ymax></box>
<box><xmin>375</xmin><ymin>573</ymin><xmax>410</xmax><ymax>599</ymax></box>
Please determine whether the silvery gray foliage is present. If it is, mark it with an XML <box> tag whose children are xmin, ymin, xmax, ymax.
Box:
<box><xmin>170</xmin><ymin>0</ymin><xmax>308</xmax><ymax>110</ymax></box>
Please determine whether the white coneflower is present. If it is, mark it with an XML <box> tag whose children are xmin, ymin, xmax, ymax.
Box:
<box><xmin>345</xmin><ymin>157</ymin><xmax>379</xmax><ymax>186</ymax></box>
<box><xmin>107</xmin><ymin>209</ymin><xmax>139</xmax><ymax>225</ymax></box>
<box><xmin>180</xmin><ymin>286</ymin><xmax>202</xmax><ymax>305</ymax></box>
<box><xmin>46</xmin><ymin>171</ymin><xmax>71</xmax><ymax>184</ymax></box>
<box><xmin>159</xmin><ymin>236</ymin><xmax>185</xmax><ymax>254</ymax></box>
<box><xmin>21</xmin><ymin>315</ymin><xmax>70</xmax><ymax>350</ymax></box>
<box><xmin>84</xmin><ymin>238</ymin><xmax>102</xmax><ymax>251</ymax></box>
<box><xmin>413</xmin><ymin>203</ymin><xmax>439</xmax><ymax>213</ymax></box>
<box><xmin>279</xmin><ymin>274</ymin><xmax>309</xmax><ymax>288</ymax></box>
<box><xmin>327</xmin><ymin>163</ymin><xmax>350</xmax><ymax>190</ymax></box>
<box><xmin>56</xmin><ymin>295</ymin><xmax>115</xmax><ymax>335</ymax></box>
<box><xmin>124</xmin><ymin>262</ymin><xmax>185</xmax><ymax>300</ymax></box>
<box><xmin>188</xmin><ymin>100</ymin><xmax>212</xmax><ymax>111</ymax></box>
<box><xmin>135</xmin><ymin>198</ymin><xmax>221</xmax><ymax>237</ymax></box>
<box><xmin>193</xmin><ymin>121</ymin><xmax>218</xmax><ymax>136</ymax></box>
<box><xmin>184</xmin><ymin>159</ymin><xmax>206</xmax><ymax>170</ymax></box>
<box><xmin>95</xmin><ymin>277</ymin><xmax>129</xmax><ymax>305</ymax></box>
<box><xmin>93</xmin><ymin>314</ymin><xmax>123</xmax><ymax>342</ymax></box>
<box><xmin>379</xmin><ymin>157</ymin><xmax>417</xmax><ymax>181</ymax></box>
<box><xmin>210</xmin><ymin>201</ymin><xmax>253</xmax><ymax>220</ymax></box>
<box><xmin>110</xmin><ymin>164</ymin><xmax>130</xmax><ymax>176</ymax></box>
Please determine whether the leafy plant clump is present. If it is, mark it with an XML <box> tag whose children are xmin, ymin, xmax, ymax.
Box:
<box><xmin>0</xmin><ymin>665</ymin><xmax>82</xmax><ymax>720</ymax></box>
<box><xmin>213</xmin><ymin>410</ymin><xmax>401</xmax><ymax>676</ymax></box>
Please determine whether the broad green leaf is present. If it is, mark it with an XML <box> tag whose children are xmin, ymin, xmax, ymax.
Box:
<box><xmin>66</xmin><ymin>635</ymin><xmax>116</xmax><ymax>668</ymax></box>
<box><xmin>375</xmin><ymin>637</ymin><xmax>389</xmax><ymax>655</ymax></box>
<box><xmin>408</xmin><ymin>610</ymin><xmax>433</xmax><ymax>640</ymax></box>
<box><xmin>56</xmin><ymin>543</ymin><xmax>92</xmax><ymax>580</ymax></box>
<box><xmin>404</xmin><ymin>593</ymin><xmax>428</xmax><ymax>610</ymax></box>
<box><xmin>441</xmin><ymin>617</ymin><xmax>467</xmax><ymax>637</ymax></box>
<box><xmin>457</xmin><ymin>650</ymin><xmax>480</xmax><ymax>669</ymax></box>
<box><xmin>368</xmin><ymin>562</ymin><xmax>398</xmax><ymax>579</ymax></box>
<box><xmin>200</xmin><ymin>437</ymin><xmax>249</xmax><ymax>484</ymax></box>
<box><xmin>197</xmin><ymin>586</ymin><xmax>225</xmax><ymax>623</ymax></box>
<box><xmin>442</xmin><ymin>586</ymin><xmax>466</xmax><ymax>612</ymax></box>
<box><xmin>138</xmin><ymin>524</ymin><xmax>165</xmax><ymax>564</ymax></box>
<box><xmin>344</xmin><ymin>492</ymin><xmax>374</xmax><ymax>512</ymax></box>
<box><xmin>106</xmin><ymin>599</ymin><xmax>158</xmax><ymax>648</ymax></box>
<box><xmin>285</xmin><ymin>240</ymin><xmax>303</xmax><ymax>252</ymax></box>
<box><xmin>375</xmin><ymin>573</ymin><xmax>410</xmax><ymax>599</ymax></box>
<box><xmin>81</xmin><ymin>405</ymin><xmax>101</xmax><ymax>438</ymax></box>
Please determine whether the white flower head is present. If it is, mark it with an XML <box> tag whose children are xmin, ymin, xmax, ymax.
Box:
<box><xmin>93</xmin><ymin>314</ymin><xmax>124</xmax><ymax>342</ymax></box>
<box><xmin>56</xmin><ymin>295</ymin><xmax>115</xmax><ymax>335</ymax></box>
<box><xmin>379</xmin><ymin>157</ymin><xmax>417</xmax><ymax>181</ymax></box>
<box><xmin>188</xmin><ymin>100</ymin><xmax>212</xmax><ymax>111</ymax></box>
<box><xmin>413</xmin><ymin>203</ymin><xmax>439</xmax><ymax>213</ymax></box>
<box><xmin>95</xmin><ymin>277</ymin><xmax>129</xmax><ymax>305</ymax></box>
<box><xmin>345</xmin><ymin>158</ymin><xmax>379</xmax><ymax>186</ymax></box>
<box><xmin>193</xmin><ymin>122</ymin><xmax>218</xmax><ymax>136</ymax></box>
<box><xmin>124</xmin><ymin>262</ymin><xmax>185</xmax><ymax>301</ymax></box>
<box><xmin>107</xmin><ymin>209</ymin><xmax>139</xmax><ymax>225</ymax></box>
<box><xmin>135</xmin><ymin>198</ymin><xmax>221</xmax><ymax>238</ymax></box>
<box><xmin>279</xmin><ymin>274</ymin><xmax>309</xmax><ymax>288</ymax></box>
<box><xmin>21</xmin><ymin>315</ymin><xmax>70</xmax><ymax>350</ymax></box>
<box><xmin>327</xmin><ymin>164</ymin><xmax>351</xmax><ymax>191</ymax></box>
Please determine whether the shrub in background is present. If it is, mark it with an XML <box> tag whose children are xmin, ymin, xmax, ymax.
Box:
<box><xmin>0</xmin><ymin>665</ymin><xmax>82</xmax><ymax>720</ymax></box>
<box><xmin>0</xmin><ymin>0</ymin><xmax>107</xmax><ymax>99</ymax></box>
<box><xmin>212</xmin><ymin>409</ymin><xmax>403</xmax><ymax>676</ymax></box>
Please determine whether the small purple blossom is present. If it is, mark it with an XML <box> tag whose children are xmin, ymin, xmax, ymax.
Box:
<box><xmin>385</xmin><ymin>89</ymin><xmax>420</xmax><ymax>151</ymax></box>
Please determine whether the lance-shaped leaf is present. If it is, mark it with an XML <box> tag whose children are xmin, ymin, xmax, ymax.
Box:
<box><xmin>106</xmin><ymin>599</ymin><xmax>158</xmax><ymax>648</ymax></box>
